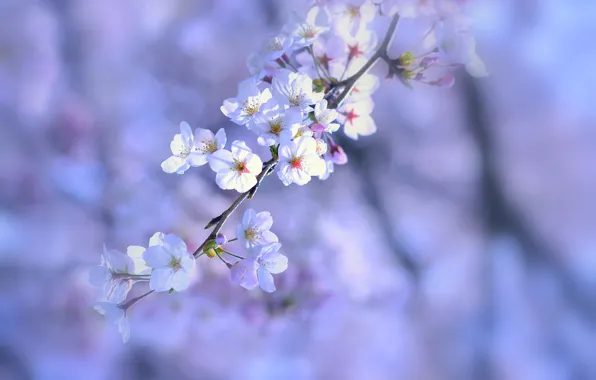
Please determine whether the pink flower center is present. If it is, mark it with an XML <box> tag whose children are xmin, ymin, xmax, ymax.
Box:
<box><xmin>235</xmin><ymin>161</ymin><xmax>250</xmax><ymax>174</ymax></box>
<box><xmin>290</xmin><ymin>157</ymin><xmax>303</xmax><ymax>169</ymax></box>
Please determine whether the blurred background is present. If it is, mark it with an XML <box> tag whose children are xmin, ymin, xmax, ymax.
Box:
<box><xmin>1</xmin><ymin>0</ymin><xmax>596</xmax><ymax>379</ymax></box>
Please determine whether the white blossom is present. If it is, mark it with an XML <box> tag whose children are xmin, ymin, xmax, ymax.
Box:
<box><xmin>208</xmin><ymin>140</ymin><xmax>263</xmax><ymax>193</ymax></box>
<box><xmin>237</xmin><ymin>209</ymin><xmax>278</xmax><ymax>249</ymax></box>
<box><xmin>435</xmin><ymin>17</ymin><xmax>488</xmax><ymax>77</ymax></box>
<box><xmin>161</xmin><ymin>122</ymin><xmax>226</xmax><ymax>174</ymax></box>
<box><xmin>221</xmin><ymin>79</ymin><xmax>273</xmax><ymax>129</ymax></box>
<box><xmin>253</xmin><ymin>104</ymin><xmax>302</xmax><ymax>146</ymax></box>
<box><xmin>286</xmin><ymin>7</ymin><xmax>329</xmax><ymax>48</ymax></box>
<box><xmin>311</xmin><ymin>99</ymin><xmax>340</xmax><ymax>133</ymax></box>
<box><xmin>229</xmin><ymin>243</ymin><xmax>288</xmax><ymax>293</ymax></box>
<box><xmin>272</xmin><ymin>70</ymin><xmax>324</xmax><ymax>115</ymax></box>
<box><xmin>89</xmin><ymin>245</ymin><xmax>139</xmax><ymax>304</ymax></box>
<box><xmin>327</xmin><ymin>0</ymin><xmax>377</xmax><ymax>35</ymax></box>
<box><xmin>277</xmin><ymin>136</ymin><xmax>326</xmax><ymax>186</ymax></box>
<box><xmin>143</xmin><ymin>233</ymin><xmax>195</xmax><ymax>292</ymax></box>
<box><xmin>338</xmin><ymin>97</ymin><xmax>376</xmax><ymax>140</ymax></box>
<box><xmin>262</xmin><ymin>34</ymin><xmax>294</xmax><ymax>61</ymax></box>
<box><xmin>94</xmin><ymin>302</ymin><xmax>130</xmax><ymax>343</ymax></box>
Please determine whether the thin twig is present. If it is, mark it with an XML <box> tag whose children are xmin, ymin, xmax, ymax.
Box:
<box><xmin>193</xmin><ymin>158</ymin><xmax>277</xmax><ymax>257</ymax></box>
<box><xmin>330</xmin><ymin>14</ymin><xmax>400</xmax><ymax>109</ymax></box>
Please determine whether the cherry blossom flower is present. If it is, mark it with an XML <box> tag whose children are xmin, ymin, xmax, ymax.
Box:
<box><xmin>237</xmin><ymin>209</ymin><xmax>278</xmax><ymax>249</ymax></box>
<box><xmin>94</xmin><ymin>302</ymin><xmax>130</xmax><ymax>343</ymax></box>
<box><xmin>295</xmin><ymin>33</ymin><xmax>346</xmax><ymax>78</ymax></box>
<box><xmin>208</xmin><ymin>140</ymin><xmax>263</xmax><ymax>192</ymax></box>
<box><xmin>89</xmin><ymin>245</ymin><xmax>139</xmax><ymax>304</ymax></box>
<box><xmin>338</xmin><ymin>97</ymin><xmax>376</xmax><ymax>140</ymax></box>
<box><xmin>328</xmin><ymin>0</ymin><xmax>377</xmax><ymax>35</ymax></box>
<box><xmin>229</xmin><ymin>243</ymin><xmax>288</xmax><ymax>293</ymax></box>
<box><xmin>435</xmin><ymin>17</ymin><xmax>488</xmax><ymax>77</ymax></box>
<box><xmin>252</xmin><ymin>104</ymin><xmax>302</xmax><ymax>146</ymax></box>
<box><xmin>286</xmin><ymin>7</ymin><xmax>329</xmax><ymax>48</ymax></box>
<box><xmin>262</xmin><ymin>35</ymin><xmax>294</xmax><ymax>61</ymax></box>
<box><xmin>143</xmin><ymin>233</ymin><xmax>195</xmax><ymax>292</ymax></box>
<box><xmin>277</xmin><ymin>136</ymin><xmax>326</xmax><ymax>186</ymax></box>
<box><xmin>221</xmin><ymin>79</ymin><xmax>273</xmax><ymax>129</ymax></box>
<box><xmin>311</xmin><ymin>99</ymin><xmax>340</xmax><ymax>133</ymax></box>
<box><xmin>161</xmin><ymin>122</ymin><xmax>226</xmax><ymax>174</ymax></box>
<box><xmin>272</xmin><ymin>70</ymin><xmax>324</xmax><ymax>115</ymax></box>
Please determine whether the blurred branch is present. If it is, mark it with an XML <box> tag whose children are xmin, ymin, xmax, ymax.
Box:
<box><xmin>461</xmin><ymin>74</ymin><xmax>596</xmax><ymax>378</ymax></box>
<box><xmin>338</xmin><ymin>136</ymin><xmax>420</xmax><ymax>280</ymax></box>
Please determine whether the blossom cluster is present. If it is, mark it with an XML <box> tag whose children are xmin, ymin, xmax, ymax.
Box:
<box><xmin>90</xmin><ymin>0</ymin><xmax>486</xmax><ymax>342</ymax></box>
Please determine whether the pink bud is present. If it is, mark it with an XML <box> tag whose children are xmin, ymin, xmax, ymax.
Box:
<box><xmin>309</xmin><ymin>123</ymin><xmax>326</xmax><ymax>132</ymax></box>
<box><xmin>215</xmin><ymin>233</ymin><xmax>227</xmax><ymax>246</ymax></box>
<box><xmin>330</xmin><ymin>145</ymin><xmax>348</xmax><ymax>165</ymax></box>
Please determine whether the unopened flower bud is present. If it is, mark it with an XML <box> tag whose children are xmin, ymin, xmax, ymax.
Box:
<box><xmin>310</xmin><ymin>123</ymin><xmax>326</xmax><ymax>132</ymax></box>
<box><xmin>330</xmin><ymin>145</ymin><xmax>348</xmax><ymax>165</ymax></box>
<box><xmin>215</xmin><ymin>233</ymin><xmax>227</xmax><ymax>246</ymax></box>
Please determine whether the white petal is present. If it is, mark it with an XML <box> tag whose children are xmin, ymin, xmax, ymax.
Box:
<box><xmin>179</xmin><ymin>121</ymin><xmax>194</xmax><ymax>147</ymax></box>
<box><xmin>104</xmin><ymin>248</ymin><xmax>133</xmax><ymax>274</ymax></box>
<box><xmin>186</xmin><ymin>152</ymin><xmax>207</xmax><ymax>166</ymax></box>
<box><xmin>230</xmin><ymin>259</ymin><xmax>258</xmax><ymax>290</ymax></box>
<box><xmin>170</xmin><ymin>269</ymin><xmax>191</xmax><ymax>292</ymax></box>
<box><xmin>245</xmin><ymin>153</ymin><xmax>263</xmax><ymax>175</ymax></box>
<box><xmin>295</xmin><ymin>136</ymin><xmax>317</xmax><ymax>157</ymax></box>
<box><xmin>257</xmin><ymin>267</ymin><xmax>276</xmax><ymax>293</ymax></box>
<box><xmin>163</xmin><ymin>234</ymin><xmax>188</xmax><ymax>258</ymax></box>
<box><xmin>242</xmin><ymin>209</ymin><xmax>257</xmax><ymax>229</ymax></box>
<box><xmin>149</xmin><ymin>268</ymin><xmax>174</xmax><ymax>292</ymax></box>
<box><xmin>161</xmin><ymin>156</ymin><xmax>188</xmax><ymax>174</ymax></box>
<box><xmin>260</xmin><ymin>252</ymin><xmax>288</xmax><ymax>274</ymax></box>
<box><xmin>208</xmin><ymin>149</ymin><xmax>234</xmax><ymax>173</ymax></box>
<box><xmin>149</xmin><ymin>232</ymin><xmax>166</xmax><ymax>247</ymax></box>
<box><xmin>194</xmin><ymin>128</ymin><xmax>215</xmax><ymax>144</ymax></box>
<box><xmin>235</xmin><ymin>173</ymin><xmax>257</xmax><ymax>193</ymax></box>
<box><xmin>231</xmin><ymin>140</ymin><xmax>252</xmax><ymax>162</ymax></box>
<box><xmin>259</xmin><ymin>230</ymin><xmax>279</xmax><ymax>245</ymax></box>
<box><xmin>180</xmin><ymin>255</ymin><xmax>196</xmax><ymax>272</ymax></box>
<box><xmin>216</xmin><ymin>171</ymin><xmax>238</xmax><ymax>190</ymax></box>
<box><xmin>118</xmin><ymin>315</ymin><xmax>131</xmax><ymax>343</ymax></box>
<box><xmin>143</xmin><ymin>246</ymin><xmax>171</xmax><ymax>268</ymax></box>
<box><xmin>214</xmin><ymin>128</ymin><xmax>227</xmax><ymax>149</ymax></box>
<box><xmin>126</xmin><ymin>246</ymin><xmax>150</xmax><ymax>274</ymax></box>
<box><xmin>253</xmin><ymin>211</ymin><xmax>273</xmax><ymax>231</ymax></box>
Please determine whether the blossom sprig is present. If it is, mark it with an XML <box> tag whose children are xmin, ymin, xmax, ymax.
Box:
<box><xmin>91</xmin><ymin>0</ymin><xmax>488</xmax><ymax>342</ymax></box>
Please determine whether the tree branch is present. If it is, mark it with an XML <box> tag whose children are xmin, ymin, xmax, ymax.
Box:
<box><xmin>193</xmin><ymin>14</ymin><xmax>403</xmax><ymax>258</ymax></box>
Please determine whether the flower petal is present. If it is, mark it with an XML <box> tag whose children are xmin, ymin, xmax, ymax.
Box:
<box><xmin>208</xmin><ymin>149</ymin><xmax>234</xmax><ymax>173</ymax></box>
<box><xmin>143</xmin><ymin>246</ymin><xmax>171</xmax><ymax>268</ymax></box>
<box><xmin>170</xmin><ymin>269</ymin><xmax>191</xmax><ymax>292</ymax></box>
<box><xmin>161</xmin><ymin>155</ymin><xmax>188</xmax><ymax>174</ymax></box>
<box><xmin>257</xmin><ymin>267</ymin><xmax>276</xmax><ymax>293</ymax></box>
<box><xmin>149</xmin><ymin>267</ymin><xmax>174</xmax><ymax>292</ymax></box>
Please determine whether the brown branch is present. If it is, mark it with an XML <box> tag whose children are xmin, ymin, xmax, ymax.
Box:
<box><xmin>192</xmin><ymin>158</ymin><xmax>277</xmax><ymax>257</ymax></box>
<box><xmin>193</xmin><ymin>15</ymin><xmax>403</xmax><ymax>258</ymax></box>
<box><xmin>330</xmin><ymin>13</ymin><xmax>400</xmax><ymax>109</ymax></box>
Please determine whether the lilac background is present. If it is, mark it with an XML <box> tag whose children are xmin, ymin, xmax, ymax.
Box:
<box><xmin>1</xmin><ymin>0</ymin><xmax>596</xmax><ymax>379</ymax></box>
